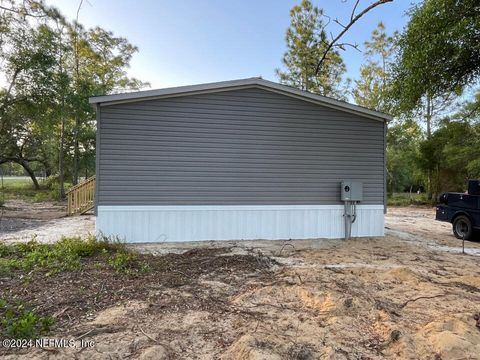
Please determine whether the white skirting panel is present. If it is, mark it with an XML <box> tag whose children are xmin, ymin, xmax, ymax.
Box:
<box><xmin>96</xmin><ymin>205</ymin><xmax>384</xmax><ymax>243</ymax></box>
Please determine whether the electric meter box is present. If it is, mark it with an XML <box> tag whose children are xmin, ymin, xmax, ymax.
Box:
<box><xmin>341</xmin><ymin>181</ymin><xmax>363</xmax><ymax>201</ymax></box>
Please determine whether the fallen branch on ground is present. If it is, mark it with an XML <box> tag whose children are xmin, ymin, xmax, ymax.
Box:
<box><xmin>400</xmin><ymin>294</ymin><xmax>446</xmax><ymax>308</ymax></box>
<box><xmin>137</xmin><ymin>325</ymin><xmax>173</xmax><ymax>352</ymax></box>
<box><xmin>278</xmin><ymin>242</ymin><xmax>296</xmax><ymax>256</ymax></box>
<box><xmin>74</xmin><ymin>325</ymin><xmax>125</xmax><ymax>340</ymax></box>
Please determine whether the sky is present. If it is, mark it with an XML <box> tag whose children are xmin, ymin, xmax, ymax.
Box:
<box><xmin>43</xmin><ymin>0</ymin><xmax>418</xmax><ymax>91</ymax></box>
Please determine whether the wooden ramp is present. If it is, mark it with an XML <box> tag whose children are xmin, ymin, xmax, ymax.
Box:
<box><xmin>66</xmin><ymin>176</ymin><xmax>95</xmax><ymax>216</ymax></box>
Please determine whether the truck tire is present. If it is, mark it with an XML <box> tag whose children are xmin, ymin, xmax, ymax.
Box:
<box><xmin>453</xmin><ymin>215</ymin><xmax>473</xmax><ymax>240</ymax></box>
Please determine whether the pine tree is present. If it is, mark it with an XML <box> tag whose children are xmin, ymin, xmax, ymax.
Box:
<box><xmin>352</xmin><ymin>22</ymin><xmax>396</xmax><ymax>112</ymax></box>
<box><xmin>276</xmin><ymin>0</ymin><xmax>347</xmax><ymax>99</ymax></box>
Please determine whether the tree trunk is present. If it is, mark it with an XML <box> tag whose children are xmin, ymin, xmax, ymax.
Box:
<box><xmin>59</xmin><ymin>114</ymin><xmax>66</xmax><ymax>199</ymax></box>
<box><xmin>57</xmin><ymin>24</ymin><xmax>68</xmax><ymax>199</ymax></box>
<box><xmin>73</xmin><ymin>116</ymin><xmax>79</xmax><ymax>185</ymax></box>
<box><xmin>0</xmin><ymin>158</ymin><xmax>40</xmax><ymax>189</ymax></box>
<box><xmin>425</xmin><ymin>95</ymin><xmax>433</xmax><ymax>200</ymax></box>
<box><xmin>426</xmin><ymin>95</ymin><xmax>432</xmax><ymax>138</ymax></box>
<box><xmin>72</xmin><ymin>18</ymin><xmax>81</xmax><ymax>186</ymax></box>
<box><xmin>18</xmin><ymin>159</ymin><xmax>40</xmax><ymax>190</ymax></box>
<box><xmin>59</xmin><ymin>88</ymin><xmax>66</xmax><ymax>199</ymax></box>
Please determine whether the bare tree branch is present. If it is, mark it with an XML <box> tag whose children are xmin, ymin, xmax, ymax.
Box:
<box><xmin>320</xmin><ymin>13</ymin><xmax>331</xmax><ymax>32</ymax></box>
<box><xmin>333</xmin><ymin>18</ymin><xmax>347</xmax><ymax>29</ymax></box>
<box><xmin>315</xmin><ymin>0</ymin><xmax>394</xmax><ymax>76</ymax></box>
<box><xmin>336</xmin><ymin>42</ymin><xmax>361</xmax><ymax>52</ymax></box>
<box><xmin>350</xmin><ymin>0</ymin><xmax>361</xmax><ymax>21</ymax></box>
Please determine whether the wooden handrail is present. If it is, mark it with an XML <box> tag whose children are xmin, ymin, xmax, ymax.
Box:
<box><xmin>66</xmin><ymin>175</ymin><xmax>96</xmax><ymax>216</ymax></box>
<box><xmin>66</xmin><ymin>175</ymin><xmax>96</xmax><ymax>194</ymax></box>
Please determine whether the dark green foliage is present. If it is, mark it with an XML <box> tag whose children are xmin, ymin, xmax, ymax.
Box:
<box><xmin>0</xmin><ymin>1</ymin><xmax>147</xmax><ymax>193</ymax></box>
<box><xmin>391</xmin><ymin>0</ymin><xmax>480</xmax><ymax>112</ymax></box>
<box><xmin>417</xmin><ymin>118</ymin><xmax>480</xmax><ymax>198</ymax></box>
<box><xmin>386</xmin><ymin>119</ymin><xmax>422</xmax><ymax>193</ymax></box>
<box><xmin>0</xmin><ymin>236</ymin><xmax>131</xmax><ymax>274</ymax></box>
<box><xmin>0</xmin><ymin>300</ymin><xmax>53</xmax><ymax>339</ymax></box>
<box><xmin>385</xmin><ymin>0</ymin><xmax>480</xmax><ymax>199</ymax></box>
<box><xmin>386</xmin><ymin>94</ymin><xmax>480</xmax><ymax>201</ymax></box>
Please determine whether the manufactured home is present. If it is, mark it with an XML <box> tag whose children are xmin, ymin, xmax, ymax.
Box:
<box><xmin>89</xmin><ymin>78</ymin><xmax>391</xmax><ymax>243</ymax></box>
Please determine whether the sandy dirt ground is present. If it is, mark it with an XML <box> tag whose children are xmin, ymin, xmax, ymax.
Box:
<box><xmin>1</xmin><ymin>202</ymin><xmax>480</xmax><ymax>359</ymax></box>
<box><xmin>0</xmin><ymin>200</ymin><xmax>95</xmax><ymax>243</ymax></box>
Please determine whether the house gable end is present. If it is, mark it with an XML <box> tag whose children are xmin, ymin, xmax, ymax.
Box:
<box><xmin>90</xmin><ymin>78</ymin><xmax>391</xmax><ymax>123</ymax></box>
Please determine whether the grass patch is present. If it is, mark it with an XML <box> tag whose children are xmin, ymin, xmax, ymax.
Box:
<box><xmin>0</xmin><ymin>236</ymin><xmax>145</xmax><ymax>275</ymax></box>
<box><xmin>0</xmin><ymin>299</ymin><xmax>53</xmax><ymax>339</ymax></box>
<box><xmin>388</xmin><ymin>192</ymin><xmax>431</xmax><ymax>206</ymax></box>
<box><xmin>0</xmin><ymin>178</ymin><xmax>45</xmax><ymax>201</ymax></box>
<box><xmin>0</xmin><ymin>177</ymin><xmax>72</xmax><ymax>202</ymax></box>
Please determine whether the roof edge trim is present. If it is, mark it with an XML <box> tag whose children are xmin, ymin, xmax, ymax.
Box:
<box><xmin>89</xmin><ymin>77</ymin><xmax>392</xmax><ymax>122</ymax></box>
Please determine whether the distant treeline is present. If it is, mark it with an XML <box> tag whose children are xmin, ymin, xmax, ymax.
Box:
<box><xmin>277</xmin><ymin>0</ymin><xmax>480</xmax><ymax>200</ymax></box>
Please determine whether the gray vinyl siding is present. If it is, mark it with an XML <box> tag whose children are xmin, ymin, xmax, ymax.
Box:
<box><xmin>97</xmin><ymin>88</ymin><xmax>385</xmax><ymax>205</ymax></box>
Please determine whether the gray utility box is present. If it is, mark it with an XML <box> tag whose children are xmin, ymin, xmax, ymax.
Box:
<box><xmin>341</xmin><ymin>181</ymin><xmax>363</xmax><ymax>201</ymax></box>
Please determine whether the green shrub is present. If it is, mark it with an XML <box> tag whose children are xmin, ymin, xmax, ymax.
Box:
<box><xmin>15</xmin><ymin>238</ymin><xmax>41</xmax><ymax>253</ymax></box>
<box><xmin>23</xmin><ymin>244</ymin><xmax>81</xmax><ymax>272</ymax></box>
<box><xmin>0</xmin><ymin>299</ymin><xmax>53</xmax><ymax>339</ymax></box>
<box><xmin>0</xmin><ymin>258</ymin><xmax>22</xmax><ymax>276</ymax></box>
<box><xmin>388</xmin><ymin>192</ymin><xmax>430</xmax><ymax>206</ymax></box>
<box><xmin>55</xmin><ymin>236</ymin><xmax>126</xmax><ymax>257</ymax></box>
<box><xmin>43</xmin><ymin>175</ymin><xmax>60</xmax><ymax>190</ymax></box>
<box><xmin>41</xmin><ymin>175</ymin><xmax>72</xmax><ymax>200</ymax></box>
<box><xmin>0</xmin><ymin>241</ymin><xmax>15</xmax><ymax>257</ymax></box>
<box><xmin>108</xmin><ymin>251</ymin><xmax>149</xmax><ymax>274</ymax></box>
<box><xmin>0</xmin><ymin>236</ymin><xmax>129</xmax><ymax>274</ymax></box>
<box><xmin>0</xmin><ymin>242</ymin><xmax>23</xmax><ymax>275</ymax></box>
<box><xmin>108</xmin><ymin>252</ymin><xmax>135</xmax><ymax>273</ymax></box>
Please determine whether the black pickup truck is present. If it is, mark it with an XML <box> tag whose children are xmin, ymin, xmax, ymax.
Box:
<box><xmin>436</xmin><ymin>180</ymin><xmax>480</xmax><ymax>240</ymax></box>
